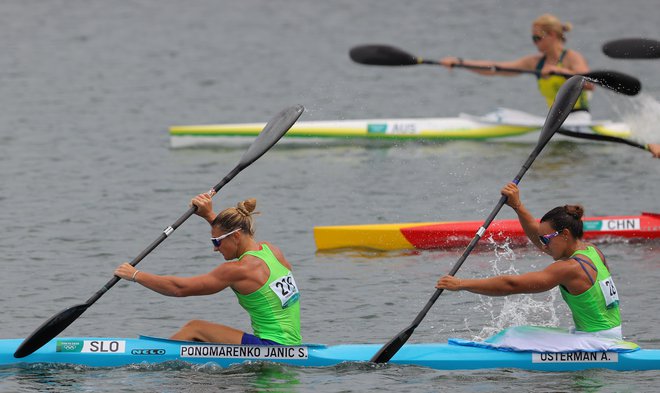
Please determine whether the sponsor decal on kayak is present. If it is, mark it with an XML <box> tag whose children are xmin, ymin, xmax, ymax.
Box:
<box><xmin>367</xmin><ymin>124</ymin><xmax>387</xmax><ymax>133</ymax></box>
<box><xmin>56</xmin><ymin>340</ymin><xmax>126</xmax><ymax>354</ymax></box>
<box><xmin>583</xmin><ymin>218</ymin><xmax>640</xmax><ymax>231</ymax></box>
<box><xmin>180</xmin><ymin>345</ymin><xmax>308</xmax><ymax>359</ymax></box>
<box><xmin>367</xmin><ymin>123</ymin><xmax>418</xmax><ymax>134</ymax></box>
<box><xmin>131</xmin><ymin>348</ymin><xmax>166</xmax><ymax>355</ymax></box>
<box><xmin>532</xmin><ymin>352</ymin><xmax>618</xmax><ymax>363</ymax></box>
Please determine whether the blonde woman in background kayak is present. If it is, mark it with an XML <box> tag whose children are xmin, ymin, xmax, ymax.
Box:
<box><xmin>440</xmin><ymin>14</ymin><xmax>660</xmax><ymax>159</ymax></box>
<box><xmin>441</xmin><ymin>13</ymin><xmax>592</xmax><ymax>122</ymax></box>
<box><xmin>115</xmin><ymin>192</ymin><xmax>302</xmax><ymax>346</ymax></box>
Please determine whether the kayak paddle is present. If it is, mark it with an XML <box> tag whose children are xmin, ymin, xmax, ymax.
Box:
<box><xmin>370</xmin><ymin>75</ymin><xmax>586</xmax><ymax>363</ymax></box>
<box><xmin>349</xmin><ymin>44</ymin><xmax>641</xmax><ymax>96</ymax></box>
<box><xmin>556</xmin><ymin>128</ymin><xmax>649</xmax><ymax>152</ymax></box>
<box><xmin>13</xmin><ymin>105</ymin><xmax>305</xmax><ymax>359</ymax></box>
<box><xmin>602</xmin><ymin>38</ymin><xmax>660</xmax><ymax>59</ymax></box>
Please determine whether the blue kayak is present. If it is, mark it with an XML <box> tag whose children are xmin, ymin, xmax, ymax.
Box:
<box><xmin>1</xmin><ymin>336</ymin><xmax>658</xmax><ymax>371</ymax></box>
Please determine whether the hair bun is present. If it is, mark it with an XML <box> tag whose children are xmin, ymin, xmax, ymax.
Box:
<box><xmin>236</xmin><ymin>198</ymin><xmax>258</xmax><ymax>217</ymax></box>
<box><xmin>564</xmin><ymin>204</ymin><xmax>584</xmax><ymax>220</ymax></box>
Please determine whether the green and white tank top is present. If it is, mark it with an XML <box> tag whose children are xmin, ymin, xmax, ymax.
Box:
<box><xmin>233</xmin><ymin>244</ymin><xmax>302</xmax><ymax>345</ymax></box>
<box><xmin>559</xmin><ymin>246</ymin><xmax>621</xmax><ymax>332</ymax></box>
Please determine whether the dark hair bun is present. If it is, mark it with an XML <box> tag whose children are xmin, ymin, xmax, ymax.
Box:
<box><xmin>564</xmin><ymin>205</ymin><xmax>584</xmax><ymax>220</ymax></box>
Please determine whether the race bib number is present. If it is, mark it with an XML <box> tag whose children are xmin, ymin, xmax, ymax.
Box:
<box><xmin>599</xmin><ymin>276</ymin><xmax>619</xmax><ymax>309</ymax></box>
<box><xmin>269</xmin><ymin>273</ymin><xmax>300</xmax><ymax>308</ymax></box>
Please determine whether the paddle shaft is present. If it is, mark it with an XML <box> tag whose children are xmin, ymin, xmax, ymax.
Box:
<box><xmin>349</xmin><ymin>45</ymin><xmax>639</xmax><ymax>95</ymax></box>
<box><xmin>86</xmin><ymin>168</ymin><xmax>241</xmax><ymax>305</ymax></box>
<box><xmin>447</xmin><ymin>62</ymin><xmax>603</xmax><ymax>85</ymax></box>
<box><xmin>378</xmin><ymin>151</ymin><xmax>539</xmax><ymax>347</ymax></box>
<box><xmin>556</xmin><ymin>128</ymin><xmax>648</xmax><ymax>151</ymax></box>
<box><xmin>14</xmin><ymin>105</ymin><xmax>304</xmax><ymax>359</ymax></box>
<box><xmin>369</xmin><ymin>75</ymin><xmax>586</xmax><ymax>363</ymax></box>
<box><xmin>451</xmin><ymin>62</ymin><xmax>638</xmax><ymax>96</ymax></box>
<box><xmin>369</xmin><ymin>149</ymin><xmax>553</xmax><ymax>363</ymax></box>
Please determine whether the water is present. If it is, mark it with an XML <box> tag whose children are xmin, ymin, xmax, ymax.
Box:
<box><xmin>1</xmin><ymin>0</ymin><xmax>659</xmax><ymax>391</ymax></box>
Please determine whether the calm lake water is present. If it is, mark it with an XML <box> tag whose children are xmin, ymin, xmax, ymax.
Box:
<box><xmin>0</xmin><ymin>0</ymin><xmax>658</xmax><ymax>391</ymax></box>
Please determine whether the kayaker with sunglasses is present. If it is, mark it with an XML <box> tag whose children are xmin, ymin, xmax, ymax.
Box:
<box><xmin>435</xmin><ymin>182</ymin><xmax>628</xmax><ymax>351</ymax></box>
<box><xmin>114</xmin><ymin>192</ymin><xmax>302</xmax><ymax>346</ymax></box>
<box><xmin>440</xmin><ymin>13</ymin><xmax>592</xmax><ymax>120</ymax></box>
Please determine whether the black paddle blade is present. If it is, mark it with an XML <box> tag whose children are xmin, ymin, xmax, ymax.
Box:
<box><xmin>237</xmin><ymin>105</ymin><xmax>304</xmax><ymax>170</ymax></box>
<box><xmin>349</xmin><ymin>44</ymin><xmax>419</xmax><ymax>66</ymax></box>
<box><xmin>586</xmin><ymin>70</ymin><xmax>641</xmax><ymax>96</ymax></box>
<box><xmin>212</xmin><ymin>104</ymin><xmax>305</xmax><ymax>194</ymax></box>
<box><xmin>538</xmin><ymin>75</ymin><xmax>586</xmax><ymax>147</ymax></box>
<box><xmin>370</xmin><ymin>325</ymin><xmax>415</xmax><ymax>363</ymax></box>
<box><xmin>603</xmin><ymin>38</ymin><xmax>660</xmax><ymax>59</ymax></box>
<box><xmin>14</xmin><ymin>303</ymin><xmax>90</xmax><ymax>358</ymax></box>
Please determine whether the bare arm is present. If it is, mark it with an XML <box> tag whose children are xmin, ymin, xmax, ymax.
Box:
<box><xmin>439</xmin><ymin>55</ymin><xmax>539</xmax><ymax>76</ymax></box>
<box><xmin>501</xmin><ymin>183</ymin><xmax>544</xmax><ymax>249</ymax></box>
<box><xmin>436</xmin><ymin>262</ymin><xmax>570</xmax><ymax>296</ymax></box>
<box><xmin>648</xmin><ymin>143</ymin><xmax>660</xmax><ymax>158</ymax></box>
<box><xmin>114</xmin><ymin>262</ymin><xmax>246</xmax><ymax>297</ymax></box>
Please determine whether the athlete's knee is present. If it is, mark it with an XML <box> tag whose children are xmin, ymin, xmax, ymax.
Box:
<box><xmin>182</xmin><ymin>319</ymin><xmax>206</xmax><ymax>332</ymax></box>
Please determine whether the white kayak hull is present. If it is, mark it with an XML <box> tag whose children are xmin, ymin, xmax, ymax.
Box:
<box><xmin>169</xmin><ymin>108</ymin><xmax>631</xmax><ymax>148</ymax></box>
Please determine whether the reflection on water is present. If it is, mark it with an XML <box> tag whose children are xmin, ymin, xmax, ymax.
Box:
<box><xmin>3</xmin><ymin>362</ymin><xmax>303</xmax><ymax>393</ymax></box>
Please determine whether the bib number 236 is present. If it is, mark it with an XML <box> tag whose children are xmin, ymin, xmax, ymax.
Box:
<box><xmin>269</xmin><ymin>273</ymin><xmax>300</xmax><ymax>308</ymax></box>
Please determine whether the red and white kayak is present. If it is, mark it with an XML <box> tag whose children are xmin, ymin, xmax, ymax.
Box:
<box><xmin>314</xmin><ymin>212</ymin><xmax>660</xmax><ymax>251</ymax></box>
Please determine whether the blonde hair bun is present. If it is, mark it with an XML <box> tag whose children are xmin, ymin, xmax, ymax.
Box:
<box><xmin>533</xmin><ymin>13</ymin><xmax>571</xmax><ymax>41</ymax></box>
<box><xmin>236</xmin><ymin>198</ymin><xmax>258</xmax><ymax>216</ymax></box>
<box><xmin>213</xmin><ymin>198</ymin><xmax>259</xmax><ymax>236</ymax></box>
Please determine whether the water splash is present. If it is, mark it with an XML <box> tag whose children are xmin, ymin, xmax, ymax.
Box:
<box><xmin>605</xmin><ymin>93</ymin><xmax>660</xmax><ymax>144</ymax></box>
<box><xmin>468</xmin><ymin>238</ymin><xmax>561</xmax><ymax>341</ymax></box>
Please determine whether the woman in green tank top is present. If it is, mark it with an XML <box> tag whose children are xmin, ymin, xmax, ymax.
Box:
<box><xmin>115</xmin><ymin>192</ymin><xmax>302</xmax><ymax>345</ymax></box>
<box><xmin>436</xmin><ymin>182</ymin><xmax>622</xmax><ymax>339</ymax></box>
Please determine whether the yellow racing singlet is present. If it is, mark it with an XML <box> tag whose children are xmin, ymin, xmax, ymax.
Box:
<box><xmin>536</xmin><ymin>50</ymin><xmax>589</xmax><ymax>111</ymax></box>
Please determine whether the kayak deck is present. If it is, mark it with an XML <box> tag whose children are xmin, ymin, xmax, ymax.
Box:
<box><xmin>314</xmin><ymin>212</ymin><xmax>660</xmax><ymax>251</ymax></box>
<box><xmin>170</xmin><ymin>117</ymin><xmax>538</xmax><ymax>148</ymax></box>
<box><xmin>1</xmin><ymin>336</ymin><xmax>658</xmax><ymax>371</ymax></box>
<box><xmin>170</xmin><ymin>108</ymin><xmax>631</xmax><ymax>148</ymax></box>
